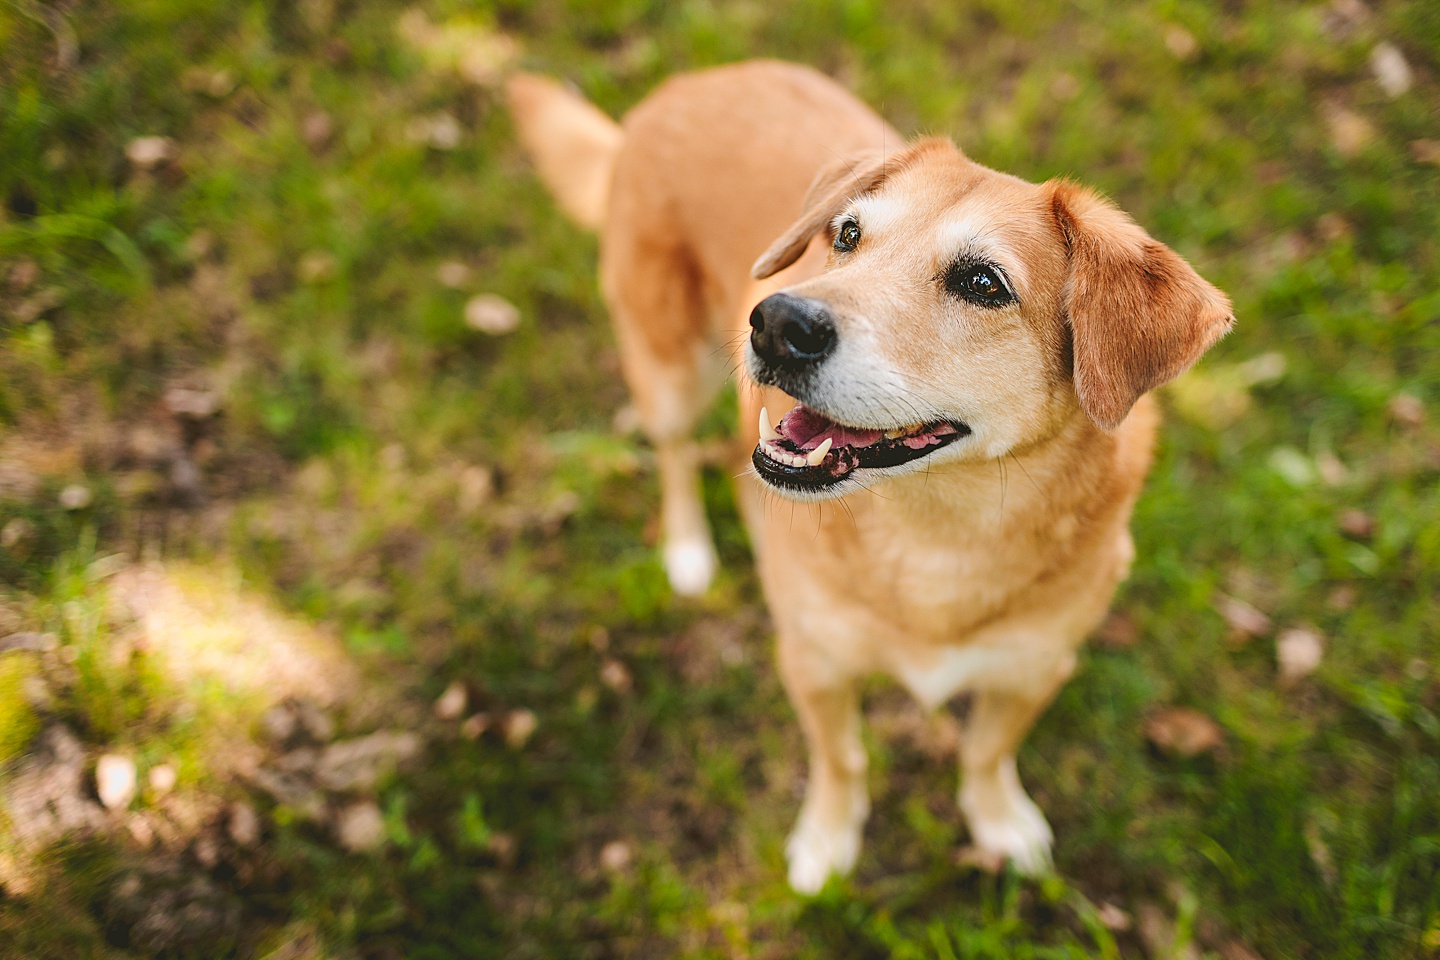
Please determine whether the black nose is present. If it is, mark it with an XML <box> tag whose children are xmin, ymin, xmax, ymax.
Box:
<box><xmin>748</xmin><ymin>294</ymin><xmax>837</xmax><ymax>370</ymax></box>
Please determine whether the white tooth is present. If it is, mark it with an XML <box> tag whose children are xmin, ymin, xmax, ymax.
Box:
<box><xmin>759</xmin><ymin>406</ymin><xmax>778</xmax><ymax>442</ymax></box>
<box><xmin>805</xmin><ymin>438</ymin><xmax>833</xmax><ymax>467</ymax></box>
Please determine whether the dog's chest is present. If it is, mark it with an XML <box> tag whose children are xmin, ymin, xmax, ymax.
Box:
<box><xmin>866</xmin><ymin>530</ymin><xmax>1030</xmax><ymax>635</ymax></box>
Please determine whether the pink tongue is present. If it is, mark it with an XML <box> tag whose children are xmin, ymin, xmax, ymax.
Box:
<box><xmin>779</xmin><ymin>405</ymin><xmax>884</xmax><ymax>451</ymax></box>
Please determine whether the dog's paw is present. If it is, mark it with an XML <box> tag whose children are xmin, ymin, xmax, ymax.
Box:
<box><xmin>785</xmin><ymin>813</ymin><xmax>862</xmax><ymax>895</ymax></box>
<box><xmin>663</xmin><ymin>537</ymin><xmax>718</xmax><ymax>597</ymax></box>
<box><xmin>960</xmin><ymin>786</ymin><xmax>1054</xmax><ymax>876</ymax></box>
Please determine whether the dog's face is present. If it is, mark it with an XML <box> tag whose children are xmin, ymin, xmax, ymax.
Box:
<box><xmin>746</xmin><ymin>139</ymin><xmax>1233</xmax><ymax>500</ymax></box>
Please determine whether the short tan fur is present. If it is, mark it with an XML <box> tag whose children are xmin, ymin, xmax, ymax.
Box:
<box><xmin>508</xmin><ymin>60</ymin><xmax>1231</xmax><ymax>892</ymax></box>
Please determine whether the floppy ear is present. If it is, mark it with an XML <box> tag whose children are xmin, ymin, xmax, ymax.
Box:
<box><xmin>1049</xmin><ymin>181</ymin><xmax>1235</xmax><ymax>430</ymax></box>
<box><xmin>750</xmin><ymin>149</ymin><xmax>892</xmax><ymax>280</ymax></box>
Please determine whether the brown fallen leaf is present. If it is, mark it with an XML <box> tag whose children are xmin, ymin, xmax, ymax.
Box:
<box><xmin>147</xmin><ymin>764</ymin><xmax>177</xmax><ymax>795</ymax></box>
<box><xmin>599</xmin><ymin>658</ymin><xmax>632</xmax><ymax>694</ymax></box>
<box><xmin>1164</xmin><ymin>24</ymin><xmax>1198</xmax><ymax>60</ymax></box>
<box><xmin>486</xmin><ymin>831</ymin><xmax>517</xmax><ymax>867</ymax></box>
<box><xmin>1337</xmin><ymin>509</ymin><xmax>1375</xmax><ymax>539</ymax></box>
<box><xmin>8</xmin><ymin>259</ymin><xmax>38</xmax><ymax>292</ymax></box>
<box><xmin>1220</xmin><ymin>939</ymin><xmax>1265</xmax><ymax>960</ymax></box>
<box><xmin>1097</xmin><ymin>902</ymin><xmax>1132</xmax><ymax>932</ymax></box>
<box><xmin>1094</xmin><ymin>610</ymin><xmax>1140</xmax><ymax>649</ymax></box>
<box><xmin>1411</xmin><ymin>140</ymin><xmax>1440</xmax><ymax>167</ymax></box>
<box><xmin>1388</xmin><ymin>392</ymin><xmax>1424</xmax><ymax>427</ymax></box>
<box><xmin>1315</xmin><ymin>451</ymin><xmax>1348</xmax><ymax>486</ymax></box>
<box><xmin>460</xmin><ymin>712</ymin><xmax>489</xmax><ymax>740</ymax></box>
<box><xmin>1216</xmin><ymin>595</ymin><xmax>1272</xmax><ymax>643</ymax></box>
<box><xmin>1145</xmin><ymin>707</ymin><xmax>1223</xmax><ymax>758</ymax></box>
<box><xmin>503</xmin><ymin>708</ymin><xmax>537</xmax><ymax>748</ymax></box>
<box><xmin>95</xmin><ymin>754</ymin><xmax>137</xmax><ymax>810</ymax></box>
<box><xmin>335</xmin><ymin>800</ymin><xmax>386</xmax><ymax>852</ymax></box>
<box><xmin>126</xmin><ymin>136</ymin><xmax>177</xmax><ymax>169</ymax></box>
<box><xmin>1276</xmin><ymin>627</ymin><xmax>1324</xmax><ymax>686</ymax></box>
<box><xmin>434</xmin><ymin>680</ymin><xmax>468</xmax><ymax>720</ymax></box>
<box><xmin>301</xmin><ymin>110</ymin><xmax>334</xmax><ymax>150</ymax></box>
<box><xmin>464</xmin><ymin>294</ymin><xmax>521</xmax><ymax>335</ymax></box>
<box><xmin>1322</xmin><ymin>102</ymin><xmax>1374</xmax><ymax>158</ymax></box>
<box><xmin>436</xmin><ymin>260</ymin><xmax>471</xmax><ymax>288</ymax></box>
<box><xmin>1370</xmin><ymin>42</ymin><xmax>1413</xmax><ymax>98</ymax></box>
<box><xmin>228</xmin><ymin>801</ymin><xmax>261</xmax><ymax>847</ymax></box>
<box><xmin>1326</xmin><ymin>584</ymin><xmax>1358</xmax><ymax>611</ymax></box>
<box><xmin>58</xmin><ymin>484</ymin><xmax>92</xmax><ymax>510</ymax></box>
<box><xmin>599</xmin><ymin>839</ymin><xmax>632</xmax><ymax>873</ymax></box>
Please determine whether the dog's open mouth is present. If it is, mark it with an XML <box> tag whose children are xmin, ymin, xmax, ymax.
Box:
<box><xmin>753</xmin><ymin>403</ymin><xmax>971</xmax><ymax>490</ymax></box>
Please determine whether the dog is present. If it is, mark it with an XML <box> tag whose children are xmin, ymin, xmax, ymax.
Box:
<box><xmin>508</xmin><ymin>60</ymin><xmax>1232</xmax><ymax>893</ymax></box>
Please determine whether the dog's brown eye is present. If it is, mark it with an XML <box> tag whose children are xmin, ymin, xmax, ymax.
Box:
<box><xmin>834</xmin><ymin>220</ymin><xmax>861</xmax><ymax>253</ymax></box>
<box><xmin>942</xmin><ymin>259</ymin><xmax>1015</xmax><ymax>308</ymax></box>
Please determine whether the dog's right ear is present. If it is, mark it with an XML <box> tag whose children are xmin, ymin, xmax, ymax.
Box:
<box><xmin>751</xmin><ymin>149</ymin><xmax>891</xmax><ymax>280</ymax></box>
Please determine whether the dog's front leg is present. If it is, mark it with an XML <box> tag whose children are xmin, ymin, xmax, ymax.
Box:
<box><xmin>957</xmin><ymin>657</ymin><xmax>1073</xmax><ymax>875</ymax></box>
<box><xmin>779</xmin><ymin>638</ymin><xmax>869</xmax><ymax>894</ymax></box>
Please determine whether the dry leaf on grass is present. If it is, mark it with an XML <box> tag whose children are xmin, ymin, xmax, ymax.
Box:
<box><xmin>434</xmin><ymin>681</ymin><xmax>468</xmax><ymax>720</ymax></box>
<box><xmin>436</xmin><ymin>260</ymin><xmax>470</xmax><ymax>288</ymax></box>
<box><xmin>460</xmin><ymin>713</ymin><xmax>489</xmax><ymax>740</ymax></box>
<box><xmin>503</xmin><ymin>709</ymin><xmax>537</xmax><ymax>748</ymax></box>
<box><xmin>96</xmin><ymin>754</ymin><xmax>137</xmax><ymax>810</ymax></box>
<box><xmin>1412</xmin><ymin>140</ymin><xmax>1440</xmax><ymax>167</ymax></box>
<box><xmin>1337</xmin><ymin>509</ymin><xmax>1375</xmax><ymax>539</ymax></box>
<box><xmin>1219</xmin><ymin>940</ymin><xmax>1265</xmax><ymax>960</ymax></box>
<box><xmin>126</xmin><ymin>136</ymin><xmax>177</xmax><ymax>169</ymax></box>
<box><xmin>1216</xmin><ymin>595</ymin><xmax>1272</xmax><ymax>642</ymax></box>
<box><xmin>599</xmin><ymin>659</ymin><xmax>632</xmax><ymax>694</ymax></box>
<box><xmin>227</xmin><ymin>802</ymin><xmax>260</xmax><ymax>847</ymax></box>
<box><xmin>1276</xmin><ymin>627</ymin><xmax>1324</xmax><ymax>686</ymax></box>
<box><xmin>1145</xmin><ymin>707</ymin><xmax>1223</xmax><ymax>758</ymax></box>
<box><xmin>1096</xmin><ymin>902</ymin><xmax>1132</xmax><ymax>932</ymax></box>
<box><xmin>598</xmin><ymin>840</ymin><xmax>632</xmax><ymax>873</ymax></box>
<box><xmin>1163</xmin><ymin>25</ymin><xmax>1198</xmax><ymax>60</ymax></box>
<box><xmin>335</xmin><ymin>800</ymin><xmax>386</xmax><ymax>852</ymax></box>
<box><xmin>464</xmin><ymin>294</ymin><xmax>521</xmax><ymax>335</ymax></box>
<box><xmin>1094</xmin><ymin>611</ymin><xmax>1140</xmax><ymax>649</ymax></box>
<box><xmin>147</xmin><ymin>764</ymin><xmax>177</xmax><ymax>795</ymax></box>
<box><xmin>1322</xmin><ymin>103</ymin><xmax>1374</xmax><ymax>158</ymax></box>
<box><xmin>1388</xmin><ymin>392</ymin><xmax>1424</xmax><ymax>427</ymax></box>
<box><xmin>1370</xmin><ymin>42</ymin><xmax>1413</xmax><ymax>97</ymax></box>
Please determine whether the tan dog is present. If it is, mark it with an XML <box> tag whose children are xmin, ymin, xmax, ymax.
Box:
<box><xmin>508</xmin><ymin>61</ymin><xmax>1232</xmax><ymax>892</ymax></box>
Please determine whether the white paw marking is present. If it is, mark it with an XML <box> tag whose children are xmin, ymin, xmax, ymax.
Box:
<box><xmin>960</xmin><ymin>784</ymin><xmax>1054</xmax><ymax>876</ymax></box>
<box><xmin>663</xmin><ymin>538</ymin><xmax>718</xmax><ymax>597</ymax></box>
<box><xmin>785</xmin><ymin>812</ymin><xmax>862</xmax><ymax>895</ymax></box>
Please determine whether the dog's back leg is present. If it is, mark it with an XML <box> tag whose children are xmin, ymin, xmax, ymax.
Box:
<box><xmin>601</xmin><ymin>233</ymin><xmax>723</xmax><ymax>596</ymax></box>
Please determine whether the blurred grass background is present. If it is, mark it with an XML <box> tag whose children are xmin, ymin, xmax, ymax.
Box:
<box><xmin>0</xmin><ymin>0</ymin><xmax>1437</xmax><ymax>957</ymax></box>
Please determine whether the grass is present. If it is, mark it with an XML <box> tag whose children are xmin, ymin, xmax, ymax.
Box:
<box><xmin>1</xmin><ymin>0</ymin><xmax>1438</xmax><ymax>957</ymax></box>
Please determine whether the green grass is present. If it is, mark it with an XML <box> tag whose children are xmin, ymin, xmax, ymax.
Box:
<box><xmin>1</xmin><ymin>0</ymin><xmax>1438</xmax><ymax>957</ymax></box>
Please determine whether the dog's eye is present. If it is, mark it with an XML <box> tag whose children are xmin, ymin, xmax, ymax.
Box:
<box><xmin>834</xmin><ymin>220</ymin><xmax>861</xmax><ymax>253</ymax></box>
<box><xmin>942</xmin><ymin>259</ymin><xmax>1015</xmax><ymax>307</ymax></box>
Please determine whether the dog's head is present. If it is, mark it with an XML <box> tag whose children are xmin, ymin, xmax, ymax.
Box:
<box><xmin>746</xmin><ymin>138</ymin><xmax>1233</xmax><ymax>500</ymax></box>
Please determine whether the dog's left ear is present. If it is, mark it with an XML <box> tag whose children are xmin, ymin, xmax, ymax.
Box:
<box><xmin>1049</xmin><ymin>181</ymin><xmax>1235</xmax><ymax>430</ymax></box>
<box><xmin>751</xmin><ymin>149</ymin><xmax>890</xmax><ymax>280</ymax></box>
<box><xmin>752</xmin><ymin>139</ymin><xmax>955</xmax><ymax>280</ymax></box>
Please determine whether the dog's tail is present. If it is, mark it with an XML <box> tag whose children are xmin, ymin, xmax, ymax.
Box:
<box><xmin>505</xmin><ymin>72</ymin><xmax>623</xmax><ymax>232</ymax></box>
